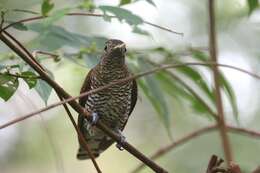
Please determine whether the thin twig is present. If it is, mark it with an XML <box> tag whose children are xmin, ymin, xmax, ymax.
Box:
<box><xmin>0</xmin><ymin>72</ymin><xmax>41</xmax><ymax>79</ymax></box>
<box><xmin>0</xmin><ymin>12</ymin><xmax>183</xmax><ymax>36</ymax></box>
<box><xmin>0</xmin><ymin>31</ymin><xmax>168</xmax><ymax>173</ymax></box>
<box><xmin>1</xmin><ymin>61</ymin><xmax>260</xmax><ymax>130</ymax></box>
<box><xmin>208</xmin><ymin>0</ymin><xmax>233</xmax><ymax>163</ymax></box>
<box><xmin>32</xmin><ymin>50</ymin><xmax>60</xmax><ymax>61</ymax></box>
<box><xmin>56</xmin><ymin>95</ymin><xmax>102</xmax><ymax>173</ymax></box>
<box><xmin>0</xmin><ymin>11</ymin><xmax>5</xmax><ymax>30</ymax></box>
<box><xmin>132</xmin><ymin>125</ymin><xmax>217</xmax><ymax>173</ymax></box>
<box><xmin>1</xmin><ymin>31</ymin><xmax>102</xmax><ymax>173</ymax></box>
<box><xmin>17</xmin><ymin>90</ymin><xmax>65</xmax><ymax>173</ymax></box>
<box><xmin>131</xmin><ymin>125</ymin><xmax>260</xmax><ymax>173</ymax></box>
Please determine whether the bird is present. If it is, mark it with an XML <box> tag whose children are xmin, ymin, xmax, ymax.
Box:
<box><xmin>77</xmin><ymin>39</ymin><xmax>138</xmax><ymax>159</ymax></box>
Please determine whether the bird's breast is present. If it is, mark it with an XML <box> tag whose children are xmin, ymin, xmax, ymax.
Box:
<box><xmin>85</xmin><ymin>68</ymin><xmax>133</xmax><ymax>129</ymax></box>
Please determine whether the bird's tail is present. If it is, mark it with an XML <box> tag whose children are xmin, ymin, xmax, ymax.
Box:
<box><xmin>77</xmin><ymin>147</ymin><xmax>100</xmax><ymax>160</ymax></box>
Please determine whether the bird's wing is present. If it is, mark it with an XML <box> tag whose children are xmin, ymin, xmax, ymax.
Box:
<box><xmin>129</xmin><ymin>79</ymin><xmax>138</xmax><ymax>116</ymax></box>
<box><xmin>78</xmin><ymin>69</ymin><xmax>93</xmax><ymax>133</ymax></box>
<box><xmin>122</xmin><ymin>78</ymin><xmax>138</xmax><ymax>129</ymax></box>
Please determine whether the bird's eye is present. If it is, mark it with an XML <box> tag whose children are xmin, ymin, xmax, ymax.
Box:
<box><xmin>104</xmin><ymin>46</ymin><xmax>107</xmax><ymax>51</ymax></box>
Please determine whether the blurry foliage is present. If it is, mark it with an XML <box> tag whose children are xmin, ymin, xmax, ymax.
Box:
<box><xmin>247</xmin><ymin>0</ymin><xmax>259</xmax><ymax>15</ymax></box>
<box><xmin>1</xmin><ymin>0</ymin><xmax>254</xmax><ymax>135</ymax></box>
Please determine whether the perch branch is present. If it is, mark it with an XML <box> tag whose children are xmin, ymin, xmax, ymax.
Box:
<box><xmin>0</xmin><ymin>31</ymin><xmax>168</xmax><ymax>173</ymax></box>
<box><xmin>2</xmin><ymin>31</ymin><xmax>102</xmax><ymax>173</ymax></box>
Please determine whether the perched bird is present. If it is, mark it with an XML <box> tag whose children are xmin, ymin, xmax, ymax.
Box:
<box><xmin>77</xmin><ymin>39</ymin><xmax>138</xmax><ymax>159</ymax></box>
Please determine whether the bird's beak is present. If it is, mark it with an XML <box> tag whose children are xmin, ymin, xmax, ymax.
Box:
<box><xmin>112</xmin><ymin>43</ymin><xmax>126</xmax><ymax>50</ymax></box>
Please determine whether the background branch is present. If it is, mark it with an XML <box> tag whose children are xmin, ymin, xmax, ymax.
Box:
<box><xmin>208</xmin><ymin>0</ymin><xmax>233</xmax><ymax>163</ymax></box>
<box><xmin>0</xmin><ymin>12</ymin><xmax>183</xmax><ymax>35</ymax></box>
<box><xmin>3</xmin><ymin>30</ymin><xmax>102</xmax><ymax>173</ymax></box>
<box><xmin>1</xmin><ymin>61</ymin><xmax>260</xmax><ymax>130</ymax></box>
<box><xmin>132</xmin><ymin>125</ymin><xmax>260</xmax><ymax>173</ymax></box>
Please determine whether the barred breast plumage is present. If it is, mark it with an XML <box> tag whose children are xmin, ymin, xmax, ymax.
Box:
<box><xmin>77</xmin><ymin>39</ymin><xmax>138</xmax><ymax>159</ymax></box>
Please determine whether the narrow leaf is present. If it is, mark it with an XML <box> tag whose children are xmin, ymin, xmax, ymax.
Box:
<box><xmin>43</xmin><ymin>8</ymin><xmax>70</xmax><ymax>27</ymax></box>
<box><xmin>248</xmin><ymin>0</ymin><xmax>259</xmax><ymax>15</ymax></box>
<box><xmin>132</xmin><ymin>26</ymin><xmax>150</xmax><ymax>36</ymax></box>
<box><xmin>41</xmin><ymin>0</ymin><xmax>54</xmax><ymax>16</ymax></box>
<box><xmin>12</xmin><ymin>22</ymin><xmax>28</xmax><ymax>31</ymax></box>
<box><xmin>99</xmin><ymin>5</ymin><xmax>143</xmax><ymax>25</ymax></box>
<box><xmin>137</xmin><ymin>59</ymin><xmax>171</xmax><ymax>135</ymax></box>
<box><xmin>219</xmin><ymin>74</ymin><xmax>239</xmax><ymax>121</ymax></box>
<box><xmin>21</xmin><ymin>71</ymin><xmax>38</xmax><ymax>89</ymax></box>
<box><xmin>119</xmin><ymin>0</ymin><xmax>132</xmax><ymax>6</ymax></box>
<box><xmin>35</xmin><ymin>79</ymin><xmax>52</xmax><ymax>104</ymax></box>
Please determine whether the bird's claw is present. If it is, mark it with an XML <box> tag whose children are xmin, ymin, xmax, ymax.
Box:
<box><xmin>84</xmin><ymin>112</ymin><xmax>99</xmax><ymax>132</ymax></box>
<box><xmin>115</xmin><ymin>130</ymin><xmax>126</xmax><ymax>151</ymax></box>
<box><xmin>90</xmin><ymin>112</ymin><xmax>99</xmax><ymax>125</ymax></box>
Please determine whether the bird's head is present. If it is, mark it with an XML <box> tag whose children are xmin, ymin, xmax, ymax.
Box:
<box><xmin>101</xmin><ymin>39</ymin><xmax>127</xmax><ymax>66</ymax></box>
<box><xmin>104</xmin><ymin>39</ymin><xmax>126</xmax><ymax>56</ymax></box>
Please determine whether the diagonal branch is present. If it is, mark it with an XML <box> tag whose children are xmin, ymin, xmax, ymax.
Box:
<box><xmin>3</xmin><ymin>31</ymin><xmax>102</xmax><ymax>173</ymax></box>
<box><xmin>208</xmin><ymin>0</ymin><xmax>232</xmax><ymax>163</ymax></box>
<box><xmin>1</xmin><ymin>61</ymin><xmax>260</xmax><ymax>130</ymax></box>
<box><xmin>131</xmin><ymin>125</ymin><xmax>260</xmax><ymax>173</ymax></box>
<box><xmin>0</xmin><ymin>31</ymin><xmax>168</xmax><ymax>173</ymax></box>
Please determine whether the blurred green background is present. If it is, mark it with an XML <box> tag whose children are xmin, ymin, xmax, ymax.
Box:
<box><xmin>1</xmin><ymin>0</ymin><xmax>260</xmax><ymax>172</ymax></box>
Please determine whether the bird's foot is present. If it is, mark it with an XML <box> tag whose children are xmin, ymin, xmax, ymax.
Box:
<box><xmin>84</xmin><ymin>112</ymin><xmax>99</xmax><ymax>133</ymax></box>
<box><xmin>115</xmin><ymin>129</ymin><xmax>126</xmax><ymax>151</ymax></box>
<box><xmin>90</xmin><ymin>112</ymin><xmax>99</xmax><ymax>125</ymax></box>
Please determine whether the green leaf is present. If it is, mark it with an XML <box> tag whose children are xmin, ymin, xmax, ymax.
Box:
<box><xmin>119</xmin><ymin>0</ymin><xmax>132</xmax><ymax>6</ymax></box>
<box><xmin>155</xmin><ymin>71</ymin><xmax>189</xmax><ymax>99</ymax></box>
<box><xmin>248</xmin><ymin>0</ymin><xmax>259</xmax><ymax>15</ymax></box>
<box><xmin>0</xmin><ymin>74</ymin><xmax>19</xmax><ymax>101</ymax></box>
<box><xmin>137</xmin><ymin>59</ymin><xmax>171</xmax><ymax>135</ymax></box>
<box><xmin>12</xmin><ymin>22</ymin><xmax>28</xmax><ymax>31</ymax></box>
<box><xmin>153</xmin><ymin>65</ymin><xmax>214</xmax><ymax>117</ymax></box>
<box><xmin>78</xmin><ymin>0</ymin><xmax>96</xmax><ymax>11</ymax></box>
<box><xmin>219</xmin><ymin>74</ymin><xmax>239</xmax><ymax>121</ymax></box>
<box><xmin>41</xmin><ymin>0</ymin><xmax>54</xmax><ymax>16</ymax></box>
<box><xmin>28</xmin><ymin>23</ymin><xmax>107</xmax><ymax>51</ymax></box>
<box><xmin>43</xmin><ymin>8</ymin><xmax>70</xmax><ymax>27</ymax></box>
<box><xmin>178</xmin><ymin>66</ymin><xmax>215</xmax><ymax>103</ymax></box>
<box><xmin>145</xmin><ymin>0</ymin><xmax>156</xmax><ymax>6</ymax></box>
<box><xmin>35</xmin><ymin>79</ymin><xmax>52</xmax><ymax>104</ymax></box>
<box><xmin>132</xmin><ymin>26</ymin><xmax>150</xmax><ymax>36</ymax></box>
<box><xmin>134</xmin><ymin>0</ymin><xmax>156</xmax><ymax>6</ymax></box>
<box><xmin>99</xmin><ymin>5</ymin><xmax>143</xmax><ymax>25</ymax></box>
<box><xmin>21</xmin><ymin>71</ymin><xmax>38</xmax><ymax>89</ymax></box>
<box><xmin>191</xmin><ymin>49</ymin><xmax>209</xmax><ymax>61</ymax></box>
<box><xmin>191</xmin><ymin>50</ymin><xmax>238</xmax><ymax>120</ymax></box>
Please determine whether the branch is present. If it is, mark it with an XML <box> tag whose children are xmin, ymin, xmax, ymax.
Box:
<box><xmin>2</xmin><ymin>31</ymin><xmax>102</xmax><ymax>173</ymax></box>
<box><xmin>206</xmin><ymin>155</ymin><xmax>242</xmax><ymax>173</ymax></box>
<box><xmin>32</xmin><ymin>50</ymin><xmax>60</xmax><ymax>61</ymax></box>
<box><xmin>0</xmin><ymin>12</ymin><xmax>183</xmax><ymax>36</ymax></box>
<box><xmin>0</xmin><ymin>31</ymin><xmax>168</xmax><ymax>173</ymax></box>
<box><xmin>131</xmin><ymin>125</ymin><xmax>260</xmax><ymax>173</ymax></box>
<box><xmin>252</xmin><ymin>166</ymin><xmax>260</xmax><ymax>173</ymax></box>
<box><xmin>208</xmin><ymin>0</ymin><xmax>233</xmax><ymax>163</ymax></box>
<box><xmin>1</xmin><ymin>61</ymin><xmax>260</xmax><ymax>129</ymax></box>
